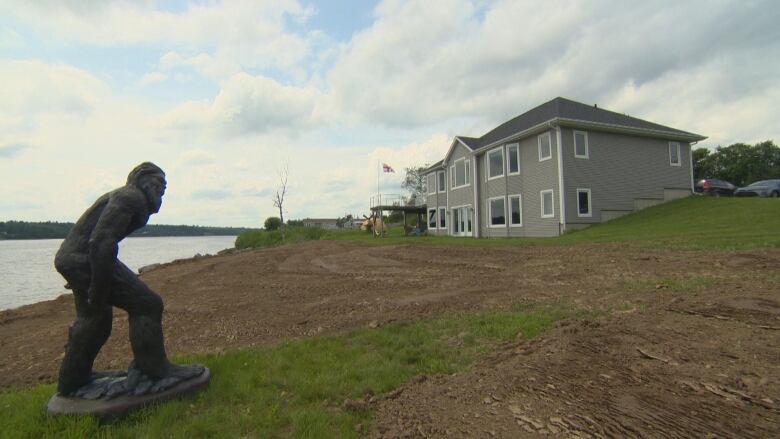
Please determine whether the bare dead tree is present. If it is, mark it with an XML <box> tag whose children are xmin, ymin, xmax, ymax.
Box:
<box><xmin>272</xmin><ymin>164</ymin><xmax>289</xmax><ymax>241</ymax></box>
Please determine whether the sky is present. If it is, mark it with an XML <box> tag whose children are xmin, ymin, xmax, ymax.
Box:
<box><xmin>1</xmin><ymin>0</ymin><xmax>778</xmax><ymax>227</ymax></box>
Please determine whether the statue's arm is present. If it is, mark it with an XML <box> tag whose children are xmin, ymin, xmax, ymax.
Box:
<box><xmin>87</xmin><ymin>193</ymin><xmax>137</xmax><ymax>306</ymax></box>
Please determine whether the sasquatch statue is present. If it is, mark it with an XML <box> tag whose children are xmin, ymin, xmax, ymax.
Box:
<box><xmin>54</xmin><ymin>162</ymin><xmax>204</xmax><ymax>399</ymax></box>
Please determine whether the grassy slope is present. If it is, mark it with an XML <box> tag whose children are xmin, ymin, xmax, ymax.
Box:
<box><xmin>325</xmin><ymin>197</ymin><xmax>780</xmax><ymax>250</ymax></box>
<box><xmin>0</xmin><ymin>307</ymin><xmax>589</xmax><ymax>439</ymax></box>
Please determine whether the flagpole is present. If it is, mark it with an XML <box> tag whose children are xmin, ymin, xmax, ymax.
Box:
<box><xmin>377</xmin><ymin>160</ymin><xmax>380</xmax><ymax>201</ymax></box>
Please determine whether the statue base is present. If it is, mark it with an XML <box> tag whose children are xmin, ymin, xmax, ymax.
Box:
<box><xmin>47</xmin><ymin>367</ymin><xmax>210</xmax><ymax>421</ymax></box>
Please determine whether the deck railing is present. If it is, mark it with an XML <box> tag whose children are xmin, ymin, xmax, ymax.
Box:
<box><xmin>370</xmin><ymin>194</ymin><xmax>425</xmax><ymax>208</ymax></box>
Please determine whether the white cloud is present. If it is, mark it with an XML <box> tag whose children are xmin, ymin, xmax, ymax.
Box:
<box><xmin>3</xmin><ymin>0</ymin><xmax>314</xmax><ymax>74</ymax></box>
<box><xmin>324</xmin><ymin>0</ymin><xmax>780</xmax><ymax>145</ymax></box>
<box><xmin>159</xmin><ymin>72</ymin><xmax>322</xmax><ymax>138</ymax></box>
<box><xmin>138</xmin><ymin>71</ymin><xmax>168</xmax><ymax>87</ymax></box>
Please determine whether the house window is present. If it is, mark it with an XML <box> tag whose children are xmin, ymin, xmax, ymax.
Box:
<box><xmin>577</xmin><ymin>188</ymin><xmax>592</xmax><ymax>217</ymax></box>
<box><xmin>488</xmin><ymin>196</ymin><xmax>506</xmax><ymax>227</ymax></box>
<box><xmin>574</xmin><ymin>130</ymin><xmax>589</xmax><ymax>159</ymax></box>
<box><xmin>453</xmin><ymin>158</ymin><xmax>469</xmax><ymax>188</ymax></box>
<box><xmin>437</xmin><ymin>171</ymin><xmax>446</xmax><ymax>193</ymax></box>
<box><xmin>669</xmin><ymin>142</ymin><xmax>681</xmax><ymax>166</ymax></box>
<box><xmin>428</xmin><ymin>208</ymin><xmax>437</xmax><ymax>229</ymax></box>
<box><xmin>540</xmin><ymin>189</ymin><xmax>554</xmax><ymax>218</ymax></box>
<box><xmin>450</xmin><ymin>165</ymin><xmax>455</xmax><ymax>187</ymax></box>
<box><xmin>509</xmin><ymin>194</ymin><xmax>522</xmax><ymax>226</ymax></box>
<box><xmin>506</xmin><ymin>143</ymin><xmax>520</xmax><ymax>175</ymax></box>
<box><xmin>427</xmin><ymin>173</ymin><xmax>436</xmax><ymax>194</ymax></box>
<box><xmin>538</xmin><ymin>132</ymin><xmax>552</xmax><ymax>161</ymax></box>
<box><xmin>487</xmin><ymin>147</ymin><xmax>504</xmax><ymax>180</ymax></box>
<box><xmin>438</xmin><ymin>207</ymin><xmax>446</xmax><ymax>229</ymax></box>
<box><xmin>465</xmin><ymin>159</ymin><xmax>471</xmax><ymax>184</ymax></box>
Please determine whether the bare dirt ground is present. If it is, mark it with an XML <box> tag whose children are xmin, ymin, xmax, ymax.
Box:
<box><xmin>1</xmin><ymin>241</ymin><xmax>779</xmax><ymax>437</ymax></box>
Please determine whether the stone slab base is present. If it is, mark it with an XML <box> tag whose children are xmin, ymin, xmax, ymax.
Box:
<box><xmin>46</xmin><ymin>367</ymin><xmax>210</xmax><ymax>421</ymax></box>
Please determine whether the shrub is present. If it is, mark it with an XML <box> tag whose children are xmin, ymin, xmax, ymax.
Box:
<box><xmin>235</xmin><ymin>226</ymin><xmax>327</xmax><ymax>249</ymax></box>
<box><xmin>264</xmin><ymin>216</ymin><xmax>282</xmax><ymax>231</ymax></box>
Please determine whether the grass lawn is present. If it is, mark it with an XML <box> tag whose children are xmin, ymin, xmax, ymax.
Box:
<box><xmin>0</xmin><ymin>306</ymin><xmax>591</xmax><ymax>439</ymax></box>
<box><xmin>322</xmin><ymin>197</ymin><xmax>780</xmax><ymax>250</ymax></box>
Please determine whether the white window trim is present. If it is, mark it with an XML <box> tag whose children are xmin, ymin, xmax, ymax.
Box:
<box><xmin>486</xmin><ymin>147</ymin><xmax>505</xmax><ymax>181</ymax></box>
<box><xmin>576</xmin><ymin>188</ymin><xmax>592</xmax><ymax>218</ymax></box>
<box><xmin>437</xmin><ymin>170</ymin><xmax>446</xmax><ymax>193</ymax></box>
<box><xmin>506</xmin><ymin>143</ymin><xmax>520</xmax><ymax>176</ymax></box>
<box><xmin>669</xmin><ymin>141</ymin><xmax>681</xmax><ymax>166</ymax></box>
<box><xmin>540</xmin><ymin>189</ymin><xmax>555</xmax><ymax>219</ymax></box>
<box><xmin>508</xmin><ymin>194</ymin><xmax>523</xmax><ymax>227</ymax></box>
<box><xmin>427</xmin><ymin>172</ymin><xmax>437</xmax><ymax>195</ymax></box>
<box><xmin>487</xmin><ymin>196</ymin><xmax>507</xmax><ymax>228</ymax></box>
<box><xmin>450</xmin><ymin>165</ymin><xmax>455</xmax><ymax>188</ymax></box>
<box><xmin>438</xmin><ymin>206</ymin><xmax>446</xmax><ymax>229</ymax></box>
<box><xmin>451</xmin><ymin>157</ymin><xmax>471</xmax><ymax>189</ymax></box>
<box><xmin>573</xmin><ymin>130</ymin><xmax>589</xmax><ymax>159</ymax></box>
<box><xmin>427</xmin><ymin>208</ymin><xmax>437</xmax><ymax>230</ymax></box>
<box><xmin>538</xmin><ymin>132</ymin><xmax>552</xmax><ymax>162</ymax></box>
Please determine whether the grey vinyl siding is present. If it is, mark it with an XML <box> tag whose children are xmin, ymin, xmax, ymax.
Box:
<box><xmin>560</xmin><ymin>128</ymin><xmax>692</xmax><ymax>225</ymax></box>
<box><xmin>425</xmin><ymin>170</ymin><xmax>448</xmax><ymax>235</ymax></box>
<box><xmin>478</xmin><ymin>129</ymin><xmax>561</xmax><ymax>237</ymax></box>
<box><xmin>445</xmin><ymin>143</ymin><xmax>475</xmax><ymax>236</ymax></box>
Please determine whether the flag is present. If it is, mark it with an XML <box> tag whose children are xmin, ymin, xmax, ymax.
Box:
<box><xmin>382</xmin><ymin>163</ymin><xmax>395</xmax><ymax>173</ymax></box>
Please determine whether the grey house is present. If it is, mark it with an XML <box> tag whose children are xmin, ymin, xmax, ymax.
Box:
<box><xmin>423</xmin><ymin>97</ymin><xmax>706</xmax><ymax>238</ymax></box>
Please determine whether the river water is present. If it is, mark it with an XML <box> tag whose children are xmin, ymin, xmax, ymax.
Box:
<box><xmin>0</xmin><ymin>236</ymin><xmax>237</xmax><ymax>311</ymax></box>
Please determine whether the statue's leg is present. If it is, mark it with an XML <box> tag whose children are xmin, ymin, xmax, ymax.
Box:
<box><xmin>57</xmin><ymin>288</ymin><xmax>113</xmax><ymax>395</ymax></box>
<box><xmin>110</xmin><ymin>262</ymin><xmax>169</xmax><ymax>379</ymax></box>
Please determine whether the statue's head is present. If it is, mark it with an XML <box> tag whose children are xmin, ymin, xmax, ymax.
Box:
<box><xmin>127</xmin><ymin>162</ymin><xmax>166</xmax><ymax>214</ymax></box>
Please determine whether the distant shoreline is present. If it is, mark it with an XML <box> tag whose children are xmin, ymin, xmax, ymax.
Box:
<box><xmin>0</xmin><ymin>221</ymin><xmax>257</xmax><ymax>240</ymax></box>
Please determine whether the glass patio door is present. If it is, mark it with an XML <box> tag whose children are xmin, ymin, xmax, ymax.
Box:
<box><xmin>451</xmin><ymin>207</ymin><xmax>471</xmax><ymax>236</ymax></box>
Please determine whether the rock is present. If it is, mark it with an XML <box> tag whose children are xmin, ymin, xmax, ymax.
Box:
<box><xmin>138</xmin><ymin>263</ymin><xmax>161</xmax><ymax>274</ymax></box>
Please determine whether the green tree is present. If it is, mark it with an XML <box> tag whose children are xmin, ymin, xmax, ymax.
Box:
<box><xmin>402</xmin><ymin>165</ymin><xmax>428</xmax><ymax>205</ymax></box>
<box><xmin>692</xmin><ymin>147</ymin><xmax>715</xmax><ymax>180</ymax></box>
<box><xmin>700</xmin><ymin>140</ymin><xmax>780</xmax><ymax>186</ymax></box>
<box><xmin>287</xmin><ymin>219</ymin><xmax>303</xmax><ymax>227</ymax></box>
<box><xmin>264</xmin><ymin>216</ymin><xmax>282</xmax><ymax>231</ymax></box>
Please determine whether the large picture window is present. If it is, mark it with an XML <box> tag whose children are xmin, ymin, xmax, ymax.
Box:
<box><xmin>437</xmin><ymin>171</ymin><xmax>446</xmax><ymax>193</ymax></box>
<box><xmin>506</xmin><ymin>143</ymin><xmax>520</xmax><ymax>175</ymax></box>
<box><xmin>540</xmin><ymin>189</ymin><xmax>554</xmax><ymax>218</ymax></box>
<box><xmin>427</xmin><ymin>173</ymin><xmax>436</xmax><ymax>194</ymax></box>
<box><xmin>487</xmin><ymin>148</ymin><xmax>504</xmax><ymax>180</ymax></box>
<box><xmin>538</xmin><ymin>132</ymin><xmax>552</xmax><ymax>161</ymax></box>
<box><xmin>452</xmin><ymin>158</ymin><xmax>470</xmax><ymax>188</ymax></box>
<box><xmin>509</xmin><ymin>194</ymin><xmax>522</xmax><ymax>226</ymax></box>
<box><xmin>577</xmin><ymin>188</ymin><xmax>592</xmax><ymax>217</ymax></box>
<box><xmin>669</xmin><ymin>142</ymin><xmax>681</xmax><ymax>166</ymax></box>
<box><xmin>574</xmin><ymin>131</ymin><xmax>589</xmax><ymax>159</ymax></box>
<box><xmin>488</xmin><ymin>197</ymin><xmax>506</xmax><ymax>227</ymax></box>
<box><xmin>438</xmin><ymin>207</ymin><xmax>446</xmax><ymax>229</ymax></box>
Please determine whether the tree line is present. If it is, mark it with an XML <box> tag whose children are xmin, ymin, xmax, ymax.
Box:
<box><xmin>0</xmin><ymin>221</ymin><xmax>257</xmax><ymax>240</ymax></box>
<box><xmin>693</xmin><ymin>140</ymin><xmax>779</xmax><ymax>186</ymax></box>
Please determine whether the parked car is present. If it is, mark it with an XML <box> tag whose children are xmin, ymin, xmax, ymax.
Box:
<box><xmin>694</xmin><ymin>178</ymin><xmax>736</xmax><ymax>196</ymax></box>
<box><xmin>734</xmin><ymin>179</ymin><xmax>780</xmax><ymax>197</ymax></box>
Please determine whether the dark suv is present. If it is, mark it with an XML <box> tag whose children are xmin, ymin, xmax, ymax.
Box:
<box><xmin>695</xmin><ymin>178</ymin><xmax>736</xmax><ymax>196</ymax></box>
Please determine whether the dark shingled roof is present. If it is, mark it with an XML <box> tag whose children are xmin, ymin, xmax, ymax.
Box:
<box><xmin>469</xmin><ymin>97</ymin><xmax>704</xmax><ymax>149</ymax></box>
<box><xmin>455</xmin><ymin>136</ymin><xmax>481</xmax><ymax>150</ymax></box>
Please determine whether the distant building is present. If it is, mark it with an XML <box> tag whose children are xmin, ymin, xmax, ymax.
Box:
<box><xmin>423</xmin><ymin>97</ymin><xmax>706</xmax><ymax>238</ymax></box>
<box><xmin>302</xmin><ymin>218</ymin><xmax>340</xmax><ymax>230</ymax></box>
